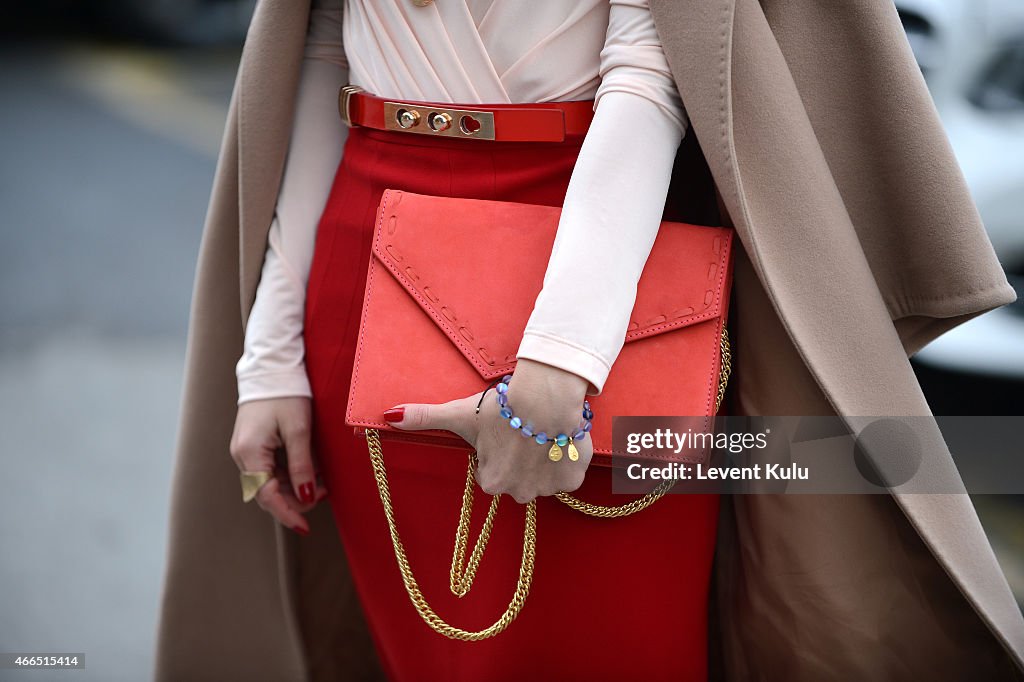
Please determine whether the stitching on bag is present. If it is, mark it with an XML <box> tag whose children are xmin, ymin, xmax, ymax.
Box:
<box><xmin>379</xmin><ymin>240</ymin><xmax>497</xmax><ymax>376</ymax></box>
<box><xmin>346</xmin><ymin>190</ymin><xmax>390</xmax><ymax>426</ymax></box>
<box><xmin>623</xmin><ymin>229</ymin><xmax>732</xmax><ymax>340</ymax></box>
<box><xmin>381</xmin><ymin>211</ymin><xmax>732</xmax><ymax>367</ymax></box>
<box><xmin>390</xmin><ymin>228</ymin><xmax>730</xmax><ymax>361</ymax></box>
<box><xmin>615</xmin><ymin>249</ymin><xmax>730</xmax><ymax>461</ymax></box>
<box><xmin>372</xmin><ymin>197</ymin><xmax>523</xmax><ymax>377</ymax></box>
<box><xmin>349</xmin><ymin>190</ymin><xmax>490</xmax><ymax>425</ymax></box>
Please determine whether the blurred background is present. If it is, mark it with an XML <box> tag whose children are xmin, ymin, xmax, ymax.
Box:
<box><xmin>0</xmin><ymin>1</ymin><xmax>1021</xmax><ymax>679</ymax></box>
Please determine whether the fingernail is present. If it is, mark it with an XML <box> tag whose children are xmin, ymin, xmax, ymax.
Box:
<box><xmin>383</xmin><ymin>407</ymin><xmax>404</xmax><ymax>423</ymax></box>
<box><xmin>292</xmin><ymin>525</ymin><xmax>309</xmax><ymax>536</ymax></box>
<box><xmin>298</xmin><ymin>482</ymin><xmax>315</xmax><ymax>504</ymax></box>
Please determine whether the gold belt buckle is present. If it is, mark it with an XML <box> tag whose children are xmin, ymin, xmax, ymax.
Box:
<box><xmin>383</xmin><ymin>101</ymin><xmax>496</xmax><ymax>141</ymax></box>
<box><xmin>339</xmin><ymin>84</ymin><xmax>364</xmax><ymax>127</ymax></box>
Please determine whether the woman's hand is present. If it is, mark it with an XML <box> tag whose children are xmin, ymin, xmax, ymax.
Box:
<box><xmin>386</xmin><ymin>358</ymin><xmax>594</xmax><ymax>503</ymax></box>
<box><xmin>229</xmin><ymin>397</ymin><xmax>329</xmax><ymax>535</ymax></box>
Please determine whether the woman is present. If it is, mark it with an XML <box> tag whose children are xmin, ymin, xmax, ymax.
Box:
<box><xmin>233</xmin><ymin>0</ymin><xmax>716</xmax><ymax>678</ymax></box>
<box><xmin>238</xmin><ymin>0</ymin><xmax>724</xmax><ymax>677</ymax></box>
<box><xmin>156</xmin><ymin>0</ymin><xmax>1024</xmax><ymax>680</ymax></box>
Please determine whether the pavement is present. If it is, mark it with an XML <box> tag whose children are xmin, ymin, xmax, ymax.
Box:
<box><xmin>0</xmin><ymin>39</ymin><xmax>237</xmax><ymax>682</ymax></box>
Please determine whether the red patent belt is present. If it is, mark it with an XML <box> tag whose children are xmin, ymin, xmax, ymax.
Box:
<box><xmin>338</xmin><ymin>84</ymin><xmax>595</xmax><ymax>142</ymax></box>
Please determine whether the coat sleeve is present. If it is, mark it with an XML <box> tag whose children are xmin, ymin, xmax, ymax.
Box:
<box><xmin>235</xmin><ymin>0</ymin><xmax>348</xmax><ymax>404</ymax></box>
<box><xmin>514</xmin><ymin>0</ymin><xmax>688</xmax><ymax>396</ymax></box>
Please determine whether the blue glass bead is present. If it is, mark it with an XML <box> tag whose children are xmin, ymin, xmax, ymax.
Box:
<box><xmin>521</xmin><ymin>424</ymin><xmax>534</xmax><ymax>437</ymax></box>
<box><xmin>572</xmin><ymin>427</ymin><xmax>585</xmax><ymax>439</ymax></box>
<box><xmin>576</xmin><ymin>431</ymin><xmax>587</xmax><ymax>441</ymax></box>
<box><xmin>500</xmin><ymin>407</ymin><xmax>512</xmax><ymax>419</ymax></box>
<box><xmin>502</xmin><ymin>374</ymin><xmax>512</xmax><ymax>383</ymax></box>
<box><xmin>555</xmin><ymin>433</ymin><xmax>568</xmax><ymax>447</ymax></box>
<box><xmin>497</xmin><ymin>393</ymin><xmax>508</xmax><ymax>407</ymax></box>
<box><xmin>534</xmin><ymin>432</ymin><xmax>548</xmax><ymax>444</ymax></box>
<box><xmin>582</xmin><ymin>421</ymin><xmax>592</xmax><ymax>432</ymax></box>
<box><xmin>584</xmin><ymin>400</ymin><xmax>590</xmax><ymax>409</ymax></box>
<box><xmin>509</xmin><ymin>416</ymin><xmax>522</xmax><ymax>429</ymax></box>
<box><xmin>496</xmin><ymin>382</ymin><xmax>508</xmax><ymax>395</ymax></box>
<box><xmin>582</xmin><ymin>409</ymin><xmax>593</xmax><ymax>420</ymax></box>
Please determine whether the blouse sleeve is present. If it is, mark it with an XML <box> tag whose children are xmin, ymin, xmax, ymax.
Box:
<box><xmin>514</xmin><ymin>0</ymin><xmax>689</xmax><ymax>396</ymax></box>
<box><xmin>235</xmin><ymin>0</ymin><xmax>348</xmax><ymax>405</ymax></box>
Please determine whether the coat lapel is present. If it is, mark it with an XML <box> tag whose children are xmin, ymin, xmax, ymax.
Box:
<box><xmin>650</xmin><ymin>0</ymin><xmax>1024</xmax><ymax>668</ymax></box>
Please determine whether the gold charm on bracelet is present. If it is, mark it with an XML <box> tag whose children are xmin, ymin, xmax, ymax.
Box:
<box><xmin>548</xmin><ymin>442</ymin><xmax>563</xmax><ymax>462</ymax></box>
<box><xmin>548</xmin><ymin>436</ymin><xmax>581</xmax><ymax>462</ymax></box>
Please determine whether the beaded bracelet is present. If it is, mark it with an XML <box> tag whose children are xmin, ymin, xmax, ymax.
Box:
<box><xmin>494</xmin><ymin>374</ymin><xmax>593</xmax><ymax>462</ymax></box>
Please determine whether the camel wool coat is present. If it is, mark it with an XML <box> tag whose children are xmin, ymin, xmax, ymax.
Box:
<box><xmin>155</xmin><ymin>0</ymin><xmax>1024</xmax><ymax>679</ymax></box>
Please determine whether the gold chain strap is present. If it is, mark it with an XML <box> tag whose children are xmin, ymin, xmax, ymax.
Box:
<box><xmin>366</xmin><ymin>428</ymin><xmax>536</xmax><ymax>640</ymax></box>
<box><xmin>366</xmin><ymin>326</ymin><xmax>730</xmax><ymax>639</ymax></box>
<box><xmin>449</xmin><ymin>453</ymin><xmax>500</xmax><ymax>597</ymax></box>
<box><xmin>555</xmin><ymin>327</ymin><xmax>731</xmax><ymax>516</ymax></box>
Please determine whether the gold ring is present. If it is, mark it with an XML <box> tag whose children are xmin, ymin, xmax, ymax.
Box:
<box><xmin>240</xmin><ymin>470</ymin><xmax>273</xmax><ymax>503</ymax></box>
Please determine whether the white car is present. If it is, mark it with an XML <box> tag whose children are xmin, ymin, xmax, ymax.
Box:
<box><xmin>898</xmin><ymin>0</ymin><xmax>1024</xmax><ymax>378</ymax></box>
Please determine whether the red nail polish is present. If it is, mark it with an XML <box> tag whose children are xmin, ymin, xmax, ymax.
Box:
<box><xmin>292</xmin><ymin>525</ymin><xmax>309</xmax><ymax>536</ymax></box>
<box><xmin>298</xmin><ymin>482</ymin><xmax>315</xmax><ymax>504</ymax></box>
<box><xmin>383</xmin><ymin>407</ymin><xmax>405</xmax><ymax>423</ymax></box>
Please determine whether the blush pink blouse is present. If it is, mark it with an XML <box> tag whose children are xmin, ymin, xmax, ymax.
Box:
<box><xmin>235</xmin><ymin>0</ymin><xmax>689</xmax><ymax>404</ymax></box>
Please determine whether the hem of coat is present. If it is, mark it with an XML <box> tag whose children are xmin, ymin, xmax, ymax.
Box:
<box><xmin>275</xmin><ymin>522</ymin><xmax>311</xmax><ymax>681</ymax></box>
<box><xmin>888</xmin><ymin>488</ymin><xmax>1024</xmax><ymax>674</ymax></box>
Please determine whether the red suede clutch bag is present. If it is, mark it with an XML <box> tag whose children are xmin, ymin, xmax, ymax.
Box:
<box><xmin>345</xmin><ymin>189</ymin><xmax>734</xmax><ymax>467</ymax></box>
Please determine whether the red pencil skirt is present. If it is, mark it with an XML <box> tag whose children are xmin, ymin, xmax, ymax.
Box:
<box><xmin>303</xmin><ymin>121</ymin><xmax>720</xmax><ymax>681</ymax></box>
